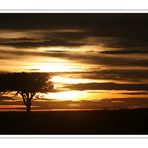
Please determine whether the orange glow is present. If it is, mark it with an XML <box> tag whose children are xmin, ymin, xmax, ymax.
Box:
<box><xmin>45</xmin><ymin>91</ymin><xmax>86</xmax><ymax>101</ymax></box>
<box><xmin>51</xmin><ymin>76</ymin><xmax>108</xmax><ymax>84</ymax></box>
<box><xmin>27</xmin><ymin>63</ymin><xmax>74</xmax><ymax>72</ymax></box>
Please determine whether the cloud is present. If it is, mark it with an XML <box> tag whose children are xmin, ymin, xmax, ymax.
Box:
<box><xmin>1</xmin><ymin>30</ymin><xmax>148</xmax><ymax>51</ymax></box>
<box><xmin>97</xmin><ymin>97</ymin><xmax>148</xmax><ymax>109</ymax></box>
<box><xmin>64</xmin><ymin>82</ymin><xmax>148</xmax><ymax>91</ymax></box>
<box><xmin>1</xmin><ymin>95</ymin><xmax>148</xmax><ymax>110</ymax></box>
<box><xmin>32</xmin><ymin>97</ymin><xmax>148</xmax><ymax>110</ymax></box>
<box><xmin>51</xmin><ymin>69</ymin><xmax>148</xmax><ymax>83</ymax></box>
<box><xmin>0</xmin><ymin>13</ymin><xmax>148</xmax><ymax>36</ymax></box>
<box><xmin>120</xmin><ymin>92</ymin><xmax>148</xmax><ymax>95</ymax></box>
<box><xmin>0</xmin><ymin>29</ymin><xmax>89</xmax><ymax>48</ymax></box>
<box><xmin>1</xmin><ymin>14</ymin><xmax>148</xmax><ymax>50</ymax></box>
<box><xmin>0</xmin><ymin>13</ymin><xmax>148</xmax><ymax>76</ymax></box>
<box><xmin>0</xmin><ymin>38</ymin><xmax>84</xmax><ymax>48</ymax></box>
<box><xmin>100</xmin><ymin>49</ymin><xmax>148</xmax><ymax>54</ymax></box>
<box><xmin>76</xmin><ymin>69</ymin><xmax>148</xmax><ymax>82</ymax></box>
<box><xmin>0</xmin><ymin>48</ymin><xmax>148</xmax><ymax>68</ymax></box>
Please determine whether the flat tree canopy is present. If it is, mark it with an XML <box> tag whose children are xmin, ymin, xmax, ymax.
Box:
<box><xmin>0</xmin><ymin>72</ymin><xmax>54</xmax><ymax>112</ymax></box>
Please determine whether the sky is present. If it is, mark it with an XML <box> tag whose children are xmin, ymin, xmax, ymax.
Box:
<box><xmin>0</xmin><ymin>13</ymin><xmax>148</xmax><ymax>111</ymax></box>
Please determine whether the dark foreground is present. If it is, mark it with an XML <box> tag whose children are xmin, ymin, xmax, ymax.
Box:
<box><xmin>0</xmin><ymin>109</ymin><xmax>148</xmax><ymax>135</ymax></box>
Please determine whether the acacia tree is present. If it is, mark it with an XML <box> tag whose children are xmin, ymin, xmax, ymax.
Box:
<box><xmin>0</xmin><ymin>72</ymin><xmax>54</xmax><ymax>112</ymax></box>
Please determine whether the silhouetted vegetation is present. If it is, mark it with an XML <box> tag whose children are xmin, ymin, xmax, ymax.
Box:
<box><xmin>0</xmin><ymin>72</ymin><xmax>54</xmax><ymax>112</ymax></box>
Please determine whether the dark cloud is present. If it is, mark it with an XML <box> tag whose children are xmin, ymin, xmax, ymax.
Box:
<box><xmin>0</xmin><ymin>38</ymin><xmax>84</xmax><ymax>48</ymax></box>
<box><xmin>0</xmin><ymin>29</ymin><xmax>89</xmax><ymax>48</ymax></box>
<box><xmin>97</xmin><ymin>97</ymin><xmax>148</xmax><ymax>109</ymax></box>
<box><xmin>64</xmin><ymin>82</ymin><xmax>148</xmax><ymax>91</ymax></box>
<box><xmin>77</xmin><ymin>69</ymin><xmax>148</xmax><ymax>82</ymax></box>
<box><xmin>51</xmin><ymin>69</ymin><xmax>148</xmax><ymax>83</ymax></box>
<box><xmin>120</xmin><ymin>92</ymin><xmax>148</xmax><ymax>95</ymax></box>
<box><xmin>100</xmin><ymin>49</ymin><xmax>148</xmax><ymax>54</ymax></box>
<box><xmin>1</xmin><ymin>49</ymin><xmax>148</xmax><ymax>68</ymax></box>
<box><xmin>1</xmin><ymin>35</ymin><xmax>148</xmax><ymax>51</ymax></box>
<box><xmin>0</xmin><ymin>14</ymin><xmax>148</xmax><ymax>50</ymax></box>
<box><xmin>0</xmin><ymin>13</ymin><xmax>148</xmax><ymax>36</ymax></box>
<box><xmin>0</xmin><ymin>96</ymin><xmax>15</xmax><ymax>101</ymax></box>
<box><xmin>98</xmin><ymin>37</ymin><xmax>148</xmax><ymax>50</ymax></box>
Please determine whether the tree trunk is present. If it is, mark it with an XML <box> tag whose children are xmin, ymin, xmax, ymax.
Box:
<box><xmin>26</xmin><ymin>105</ymin><xmax>31</xmax><ymax>112</ymax></box>
<box><xmin>26</xmin><ymin>99</ymin><xmax>32</xmax><ymax>112</ymax></box>
<box><xmin>19</xmin><ymin>92</ymin><xmax>34</xmax><ymax>112</ymax></box>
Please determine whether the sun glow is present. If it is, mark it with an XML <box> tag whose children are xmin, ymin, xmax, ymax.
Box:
<box><xmin>46</xmin><ymin>90</ymin><xmax>86</xmax><ymax>101</ymax></box>
<box><xmin>28</xmin><ymin>63</ymin><xmax>74</xmax><ymax>72</ymax></box>
<box><xmin>51</xmin><ymin>76</ymin><xmax>108</xmax><ymax>84</ymax></box>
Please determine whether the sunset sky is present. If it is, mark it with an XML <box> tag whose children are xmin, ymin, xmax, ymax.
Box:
<box><xmin>0</xmin><ymin>13</ymin><xmax>148</xmax><ymax>111</ymax></box>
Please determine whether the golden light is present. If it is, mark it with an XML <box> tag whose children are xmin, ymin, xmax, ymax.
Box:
<box><xmin>51</xmin><ymin>76</ymin><xmax>86</xmax><ymax>84</ymax></box>
<box><xmin>27</xmin><ymin>63</ymin><xmax>74</xmax><ymax>72</ymax></box>
<box><xmin>51</xmin><ymin>76</ymin><xmax>108</xmax><ymax>84</ymax></box>
<box><xmin>45</xmin><ymin>91</ymin><xmax>86</xmax><ymax>101</ymax></box>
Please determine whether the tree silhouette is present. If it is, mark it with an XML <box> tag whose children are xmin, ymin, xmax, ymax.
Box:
<box><xmin>0</xmin><ymin>72</ymin><xmax>54</xmax><ymax>112</ymax></box>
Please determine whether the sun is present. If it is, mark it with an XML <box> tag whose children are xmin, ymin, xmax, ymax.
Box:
<box><xmin>27</xmin><ymin>63</ymin><xmax>74</xmax><ymax>72</ymax></box>
<box><xmin>39</xmin><ymin>63</ymin><xmax>72</xmax><ymax>72</ymax></box>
